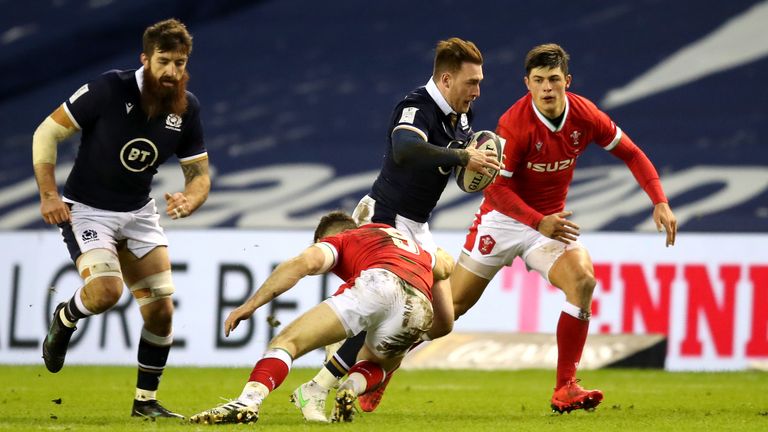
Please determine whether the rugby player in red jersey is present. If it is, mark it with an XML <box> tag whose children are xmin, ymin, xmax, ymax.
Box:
<box><xmin>444</xmin><ymin>43</ymin><xmax>677</xmax><ymax>413</ymax></box>
<box><xmin>190</xmin><ymin>211</ymin><xmax>453</xmax><ymax>424</ymax></box>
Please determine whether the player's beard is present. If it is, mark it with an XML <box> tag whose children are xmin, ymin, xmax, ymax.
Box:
<box><xmin>141</xmin><ymin>67</ymin><xmax>189</xmax><ymax>119</ymax></box>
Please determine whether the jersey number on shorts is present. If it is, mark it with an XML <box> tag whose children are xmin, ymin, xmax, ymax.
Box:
<box><xmin>380</xmin><ymin>227</ymin><xmax>419</xmax><ymax>254</ymax></box>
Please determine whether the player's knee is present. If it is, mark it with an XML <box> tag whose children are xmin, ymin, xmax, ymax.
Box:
<box><xmin>570</xmin><ymin>271</ymin><xmax>596</xmax><ymax>301</ymax></box>
<box><xmin>78</xmin><ymin>249</ymin><xmax>124</xmax><ymax>311</ymax></box>
<box><xmin>577</xmin><ymin>271</ymin><xmax>597</xmax><ymax>293</ymax></box>
<box><xmin>84</xmin><ymin>277</ymin><xmax>124</xmax><ymax>311</ymax></box>
<box><xmin>129</xmin><ymin>270</ymin><xmax>175</xmax><ymax>307</ymax></box>
<box><xmin>146</xmin><ymin>301</ymin><xmax>174</xmax><ymax>328</ymax></box>
<box><xmin>269</xmin><ymin>338</ymin><xmax>298</xmax><ymax>358</ymax></box>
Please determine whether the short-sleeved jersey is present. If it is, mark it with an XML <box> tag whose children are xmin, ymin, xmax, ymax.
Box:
<box><xmin>318</xmin><ymin>223</ymin><xmax>435</xmax><ymax>300</ymax></box>
<box><xmin>62</xmin><ymin>68</ymin><xmax>207</xmax><ymax>211</ymax></box>
<box><xmin>369</xmin><ymin>81</ymin><xmax>474</xmax><ymax>223</ymax></box>
<box><xmin>489</xmin><ymin>92</ymin><xmax>622</xmax><ymax>215</ymax></box>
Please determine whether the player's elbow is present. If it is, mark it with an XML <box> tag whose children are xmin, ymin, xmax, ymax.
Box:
<box><xmin>301</xmin><ymin>255</ymin><xmax>324</xmax><ymax>276</ymax></box>
<box><xmin>298</xmin><ymin>247</ymin><xmax>329</xmax><ymax>276</ymax></box>
<box><xmin>391</xmin><ymin>149</ymin><xmax>406</xmax><ymax>166</ymax></box>
<box><xmin>32</xmin><ymin>117</ymin><xmax>73</xmax><ymax>165</ymax></box>
<box><xmin>391</xmin><ymin>129</ymin><xmax>425</xmax><ymax>167</ymax></box>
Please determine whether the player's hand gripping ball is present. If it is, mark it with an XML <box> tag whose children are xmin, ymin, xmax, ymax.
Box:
<box><xmin>455</xmin><ymin>130</ymin><xmax>504</xmax><ymax>192</ymax></box>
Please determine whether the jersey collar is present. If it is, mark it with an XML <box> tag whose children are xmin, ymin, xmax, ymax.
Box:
<box><xmin>425</xmin><ymin>77</ymin><xmax>456</xmax><ymax>116</ymax></box>
<box><xmin>531</xmin><ymin>93</ymin><xmax>570</xmax><ymax>132</ymax></box>
<box><xmin>135</xmin><ymin>66</ymin><xmax>145</xmax><ymax>93</ymax></box>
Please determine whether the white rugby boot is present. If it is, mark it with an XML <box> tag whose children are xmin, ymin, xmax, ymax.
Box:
<box><xmin>290</xmin><ymin>380</ymin><xmax>330</xmax><ymax>422</ymax></box>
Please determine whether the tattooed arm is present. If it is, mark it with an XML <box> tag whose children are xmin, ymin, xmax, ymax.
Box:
<box><xmin>164</xmin><ymin>156</ymin><xmax>211</xmax><ymax>219</ymax></box>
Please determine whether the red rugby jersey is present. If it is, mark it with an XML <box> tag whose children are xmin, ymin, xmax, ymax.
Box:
<box><xmin>486</xmin><ymin>92</ymin><xmax>666</xmax><ymax>229</ymax></box>
<box><xmin>489</xmin><ymin>92</ymin><xmax>621</xmax><ymax>217</ymax></box>
<box><xmin>319</xmin><ymin>223</ymin><xmax>435</xmax><ymax>300</ymax></box>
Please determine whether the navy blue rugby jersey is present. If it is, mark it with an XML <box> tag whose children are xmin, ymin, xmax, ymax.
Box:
<box><xmin>369</xmin><ymin>81</ymin><xmax>474</xmax><ymax>223</ymax></box>
<box><xmin>61</xmin><ymin>68</ymin><xmax>206</xmax><ymax>212</ymax></box>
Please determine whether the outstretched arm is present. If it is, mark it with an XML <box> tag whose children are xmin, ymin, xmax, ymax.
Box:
<box><xmin>610</xmin><ymin>135</ymin><xmax>677</xmax><ymax>246</ymax></box>
<box><xmin>224</xmin><ymin>245</ymin><xmax>329</xmax><ymax>336</ymax></box>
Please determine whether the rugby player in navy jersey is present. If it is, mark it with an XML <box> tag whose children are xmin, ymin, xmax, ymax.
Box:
<box><xmin>32</xmin><ymin>19</ymin><xmax>209</xmax><ymax>419</ymax></box>
<box><xmin>291</xmin><ymin>38</ymin><xmax>502</xmax><ymax>421</ymax></box>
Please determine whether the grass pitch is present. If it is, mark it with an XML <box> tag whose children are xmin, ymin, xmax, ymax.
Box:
<box><xmin>1</xmin><ymin>365</ymin><xmax>766</xmax><ymax>431</ymax></box>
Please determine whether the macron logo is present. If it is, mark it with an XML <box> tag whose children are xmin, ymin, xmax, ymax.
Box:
<box><xmin>126</xmin><ymin>102</ymin><xmax>134</xmax><ymax>114</ymax></box>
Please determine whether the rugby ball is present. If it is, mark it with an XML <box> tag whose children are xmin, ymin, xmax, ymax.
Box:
<box><xmin>455</xmin><ymin>130</ymin><xmax>504</xmax><ymax>193</ymax></box>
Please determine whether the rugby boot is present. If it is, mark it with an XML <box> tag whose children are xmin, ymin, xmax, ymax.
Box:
<box><xmin>550</xmin><ymin>379</ymin><xmax>604</xmax><ymax>413</ymax></box>
<box><xmin>42</xmin><ymin>302</ymin><xmax>75</xmax><ymax>373</ymax></box>
<box><xmin>331</xmin><ymin>388</ymin><xmax>357</xmax><ymax>423</ymax></box>
<box><xmin>358</xmin><ymin>369</ymin><xmax>394</xmax><ymax>412</ymax></box>
<box><xmin>291</xmin><ymin>380</ymin><xmax>330</xmax><ymax>422</ymax></box>
<box><xmin>131</xmin><ymin>399</ymin><xmax>184</xmax><ymax>419</ymax></box>
<box><xmin>189</xmin><ymin>400</ymin><xmax>259</xmax><ymax>424</ymax></box>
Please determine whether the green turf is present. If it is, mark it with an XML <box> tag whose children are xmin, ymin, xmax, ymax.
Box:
<box><xmin>1</xmin><ymin>365</ymin><xmax>766</xmax><ymax>431</ymax></box>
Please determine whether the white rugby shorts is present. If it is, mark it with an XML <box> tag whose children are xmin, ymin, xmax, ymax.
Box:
<box><xmin>324</xmin><ymin>268</ymin><xmax>433</xmax><ymax>359</ymax></box>
<box><xmin>352</xmin><ymin>195</ymin><xmax>437</xmax><ymax>254</ymax></box>
<box><xmin>62</xmin><ymin>198</ymin><xmax>168</xmax><ymax>260</ymax></box>
<box><xmin>460</xmin><ymin>207</ymin><xmax>584</xmax><ymax>283</ymax></box>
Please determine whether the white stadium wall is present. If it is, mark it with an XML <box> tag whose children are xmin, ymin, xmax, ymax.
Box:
<box><xmin>0</xmin><ymin>230</ymin><xmax>766</xmax><ymax>371</ymax></box>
